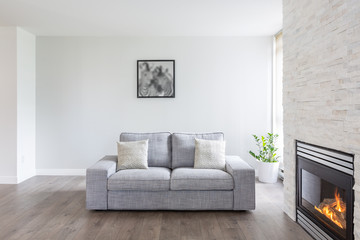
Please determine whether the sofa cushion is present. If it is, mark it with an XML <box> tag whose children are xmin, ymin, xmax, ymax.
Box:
<box><xmin>194</xmin><ymin>138</ymin><xmax>226</xmax><ymax>170</ymax></box>
<box><xmin>108</xmin><ymin>167</ymin><xmax>171</xmax><ymax>191</ymax></box>
<box><xmin>172</xmin><ymin>132</ymin><xmax>224</xmax><ymax>168</ymax></box>
<box><xmin>120</xmin><ymin>132</ymin><xmax>171</xmax><ymax>168</ymax></box>
<box><xmin>170</xmin><ymin>168</ymin><xmax>234</xmax><ymax>191</ymax></box>
<box><xmin>117</xmin><ymin>140</ymin><xmax>148</xmax><ymax>170</ymax></box>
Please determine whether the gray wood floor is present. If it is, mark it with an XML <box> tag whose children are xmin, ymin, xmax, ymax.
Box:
<box><xmin>0</xmin><ymin>176</ymin><xmax>312</xmax><ymax>240</ymax></box>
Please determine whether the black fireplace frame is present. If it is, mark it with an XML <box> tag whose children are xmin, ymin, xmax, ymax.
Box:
<box><xmin>296</xmin><ymin>141</ymin><xmax>354</xmax><ymax>240</ymax></box>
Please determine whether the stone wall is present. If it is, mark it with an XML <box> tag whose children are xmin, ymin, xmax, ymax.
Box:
<box><xmin>282</xmin><ymin>0</ymin><xmax>360</xmax><ymax>238</ymax></box>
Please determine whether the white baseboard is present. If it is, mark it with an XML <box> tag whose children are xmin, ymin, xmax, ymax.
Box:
<box><xmin>36</xmin><ymin>169</ymin><xmax>86</xmax><ymax>176</ymax></box>
<box><xmin>0</xmin><ymin>176</ymin><xmax>18</xmax><ymax>184</ymax></box>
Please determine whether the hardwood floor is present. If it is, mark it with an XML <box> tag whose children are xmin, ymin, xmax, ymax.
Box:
<box><xmin>0</xmin><ymin>176</ymin><xmax>312</xmax><ymax>240</ymax></box>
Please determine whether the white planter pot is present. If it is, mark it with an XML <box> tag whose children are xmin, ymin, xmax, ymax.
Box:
<box><xmin>258</xmin><ymin>161</ymin><xmax>280</xmax><ymax>183</ymax></box>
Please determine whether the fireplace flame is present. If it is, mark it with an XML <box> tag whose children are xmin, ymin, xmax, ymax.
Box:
<box><xmin>334</xmin><ymin>188</ymin><xmax>345</xmax><ymax>213</ymax></box>
<box><xmin>314</xmin><ymin>188</ymin><xmax>346</xmax><ymax>229</ymax></box>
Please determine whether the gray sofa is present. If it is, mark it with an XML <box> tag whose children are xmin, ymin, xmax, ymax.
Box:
<box><xmin>86</xmin><ymin>132</ymin><xmax>255</xmax><ymax>210</ymax></box>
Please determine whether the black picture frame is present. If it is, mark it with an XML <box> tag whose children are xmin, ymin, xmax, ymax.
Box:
<box><xmin>137</xmin><ymin>60</ymin><xmax>175</xmax><ymax>98</ymax></box>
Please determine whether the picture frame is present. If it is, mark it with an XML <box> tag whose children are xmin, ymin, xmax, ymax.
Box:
<box><xmin>137</xmin><ymin>60</ymin><xmax>175</xmax><ymax>98</ymax></box>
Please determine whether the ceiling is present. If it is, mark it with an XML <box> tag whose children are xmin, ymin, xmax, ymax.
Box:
<box><xmin>0</xmin><ymin>0</ymin><xmax>282</xmax><ymax>36</ymax></box>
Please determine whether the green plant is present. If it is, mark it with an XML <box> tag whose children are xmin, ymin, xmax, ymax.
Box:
<box><xmin>249</xmin><ymin>133</ymin><xmax>279</xmax><ymax>163</ymax></box>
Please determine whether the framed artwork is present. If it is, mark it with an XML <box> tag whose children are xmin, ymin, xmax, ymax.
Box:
<box><xmin>137</xmin><ymin>60</ymin><xmax>175</xmax><ymax>98</ymax></box>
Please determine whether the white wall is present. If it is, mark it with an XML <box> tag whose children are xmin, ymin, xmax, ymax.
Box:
<box><xmin>0</xmin><ymin>27</ymin><xmax>36</xmax><ymax>183</ymax></box>
<box><xmin>16</xmin><ymin>28</ymin><xmax>36</xmax><ymax>182</ymax></box>
<box><xmin>0</xmin><ymin>27</ymin><xmax>18</xmax><ymax>183</ymax></box>
<box><xmin>36</xmin><ymin>36</ymin><xmax>273</xmax><ymax>172</ymax></box>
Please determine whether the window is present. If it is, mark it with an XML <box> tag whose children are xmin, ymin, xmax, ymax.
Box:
<box><xmin>273</xmin><ymin>31</ymin><xmax>283</xmax><ymax>170</ymax></box>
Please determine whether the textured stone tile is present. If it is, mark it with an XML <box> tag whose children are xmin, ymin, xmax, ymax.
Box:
<box><xmin>283</xmin><ymin>0</ymin><xmax>360</xmax><ymax>238</ymax></box>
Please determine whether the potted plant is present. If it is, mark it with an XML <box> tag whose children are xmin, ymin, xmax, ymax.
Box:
<box><xmin>249</xmin><ymin>133</ymin><xmax>280</xmax><ymax>183</ymax></box>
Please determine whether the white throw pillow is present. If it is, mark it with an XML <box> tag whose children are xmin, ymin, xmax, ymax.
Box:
<box><xmin>194</xmin><ymin>138</ymin><xmax>226</xmax><ymax>170</ymax></box>
<box><xmin>117</xmin><ymin>140</ymin><xmax>149</xmax><ymax>170</ymax></box>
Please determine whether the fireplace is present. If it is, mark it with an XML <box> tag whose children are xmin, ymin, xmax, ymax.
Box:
<box><xmin>296</xmin><ymin>141</ymin><xmax>354</xmax><ymax>240</ymax></box>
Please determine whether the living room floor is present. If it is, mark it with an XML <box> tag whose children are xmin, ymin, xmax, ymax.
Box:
<box><xmin>0</xmin><ymin>176</ymin><xmax>312</xmax><ymax>240</ymax></box>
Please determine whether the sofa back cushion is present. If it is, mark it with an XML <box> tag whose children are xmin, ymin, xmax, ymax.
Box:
<box><xmin>120</xmin><ymin>132</ymin><xmax>171</xmax><ymax>168</ymax></box>
<box><xmin>172</xmin><ymin>132</ymin><xmax>224</xmax><ymax>168</ymax></box>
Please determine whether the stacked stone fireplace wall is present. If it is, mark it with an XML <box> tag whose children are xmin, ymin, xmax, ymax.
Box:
<box><xmin>283</xmin><ymin>0</ymin><xmax>360</xmax><ymax>238</ymax></box>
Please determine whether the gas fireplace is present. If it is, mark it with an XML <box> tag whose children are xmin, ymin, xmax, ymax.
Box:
<box><xmin>296</xmin><ymin>141</ymin><xmax>354</xmax><ymax>240</ymax></box>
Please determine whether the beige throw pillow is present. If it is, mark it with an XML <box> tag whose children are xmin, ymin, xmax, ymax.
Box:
<box><xmin>117</xmin><ymin>140</ymin><xmax>149</xmax><ymax>170</ymax></box>
<box><xmin>194</xmin><ymin>138</ymin><xmax>226</xmax><ymax>170</ymax></box>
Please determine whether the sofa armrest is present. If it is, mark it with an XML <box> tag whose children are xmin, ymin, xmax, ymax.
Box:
<box><xmin>86</xmin><ymin>155</ymin><xmax>117</xmax><ymax>210</ymax></box>
<box><xmin>225</xmin><ymin>155</ymin><xmax>255</xmax><ymax>210</ymax></box>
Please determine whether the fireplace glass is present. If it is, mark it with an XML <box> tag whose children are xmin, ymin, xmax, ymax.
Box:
<box><xmin>301</xmin><ymin>169</ymin><xmax>346</xmax><ymax>239</ymax></box>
